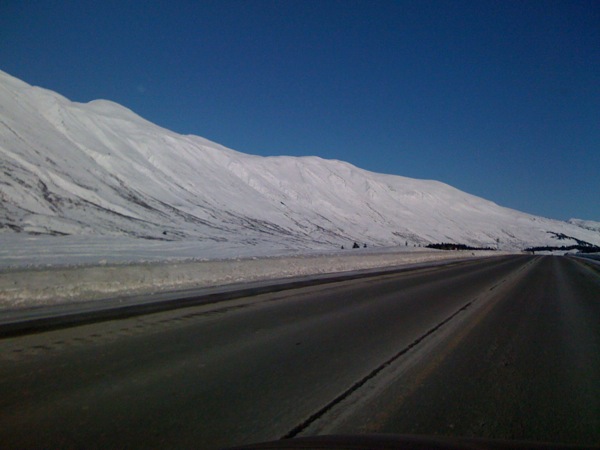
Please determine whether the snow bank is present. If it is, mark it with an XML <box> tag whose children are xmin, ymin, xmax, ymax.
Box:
<box><xmin>0</xmin><ymin>249</ymin><xmax>504</xmax><ymax>310</ymax></box>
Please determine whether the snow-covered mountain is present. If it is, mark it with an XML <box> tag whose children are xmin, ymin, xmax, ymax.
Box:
<box><xmin>568</xmin><ymin>219</ymin><xmax>600</xmax><ymax>234</ymax></box>
<box><xmin>1</xmin><ymin>69</ymin><xmax>598</xmax><ymax>254</ymax></box>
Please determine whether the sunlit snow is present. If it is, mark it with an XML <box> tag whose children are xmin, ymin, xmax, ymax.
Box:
<box><xmin>0</xmin><ymin>70</ymin><xmax>598</xmax><ymax>307</ymax></box>
<box><xmin>2</xmin><ymin>70</ymin><xmax>597</xmax><ymax>257</ymax></box>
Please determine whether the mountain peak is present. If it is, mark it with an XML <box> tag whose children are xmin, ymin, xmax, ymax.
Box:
<box><xmin>80</xmin><ymin>99</ymin><xmax>147</xmax><ymax>123</ymax></box>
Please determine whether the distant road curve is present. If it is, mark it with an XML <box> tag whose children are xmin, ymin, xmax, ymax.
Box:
<box><xmin>0</xmin><ymin>255</ymin><xmax>598</xmax><ymax>448</ymax></box>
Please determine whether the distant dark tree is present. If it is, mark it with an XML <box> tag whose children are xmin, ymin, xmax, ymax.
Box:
<box><xmin>523</xmin><ymin>244</ymin><xmax>600</xmax><ymax>253</ymax></box>
<box><xmin>363</xmin><ymin>243</ymin><xmax>367</xmax><ymax>248</ymax></box>
<box><xmin>341</xmin><ymin>245</ymin><xmax>345</xmax><ymax>250</ymax></box>
<box><xmin>353</xmin><ymin>242</ymin><xmax>360</xmax><ymax>249</ymax></box>
<box><xmin>427</xmin><ymin>242</ymin><xmax>495</xmax><ymax>251</ymax></box>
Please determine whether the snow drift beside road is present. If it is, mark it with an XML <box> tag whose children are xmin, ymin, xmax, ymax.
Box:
<box><xmin>0</xmin><ymin>249</ymin><xmax>502</xmax><ymax>310</ymax></box>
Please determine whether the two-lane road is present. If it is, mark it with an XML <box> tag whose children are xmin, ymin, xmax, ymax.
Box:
<box><xmin>0</xmin><ymin>255</ymin><xmax>598</xmax><ymax>448</ymax></box>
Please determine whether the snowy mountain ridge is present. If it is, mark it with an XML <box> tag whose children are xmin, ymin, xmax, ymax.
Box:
<box><xmin>567</xmin><ymin>219</ymin><xmax>600</xmax><ymax>234</ymax></box>
<box><xmin>1</xmin><ymin>69</ymin><xmax>598</xmax><ymax>256</ymax></box>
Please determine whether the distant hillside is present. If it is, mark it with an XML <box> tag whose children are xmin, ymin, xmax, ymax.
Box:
<box><xmin>568</xmin><ymin>219</ymin><xmax>600</xmax><ymax>234</ymax></box>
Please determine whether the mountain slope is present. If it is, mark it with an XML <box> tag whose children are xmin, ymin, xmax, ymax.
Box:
<box><xmin>1</xmin><ymin>70</ymin><xmax>598</xmax><ymax>253</ymax></box>
<box><xmin>568</xmin><ymin>219</ymin><xmax>600</xmax><ymax>234</ymax></box>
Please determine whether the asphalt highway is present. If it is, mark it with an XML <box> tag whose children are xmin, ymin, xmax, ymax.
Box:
<box><xmin>0</xmin><ymin>255</ymin><xmax>598</xmax><ymax>448</ymax></box>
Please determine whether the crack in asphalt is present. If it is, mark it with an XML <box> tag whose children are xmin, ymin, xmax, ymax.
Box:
<box><xmin>281</xmin><ymin>258</ymin><xmax>538</xmax><ymax>439</ymax></box>
<box><xmin>281</xmin><ymin>295</ymin><xmax>478</xmax><ymax>439</ymax></box>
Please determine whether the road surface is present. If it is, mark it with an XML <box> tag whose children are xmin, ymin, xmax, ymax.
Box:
<box><xmin>0</xmin><ymin>255</ymin><xmax>598</xmax><ymax>448</ymax></box>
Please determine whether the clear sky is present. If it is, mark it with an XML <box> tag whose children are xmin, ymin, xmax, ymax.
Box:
<box><xmin>1</xmin><ymin>0</ymin><xmax>598</xmax><ymax>221</ymax></box>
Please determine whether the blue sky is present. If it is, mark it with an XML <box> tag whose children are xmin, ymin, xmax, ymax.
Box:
<box><xmin>1</xmin><ymin>0</ymin><xmax>599</xmax><ymax>221</ymax></box>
